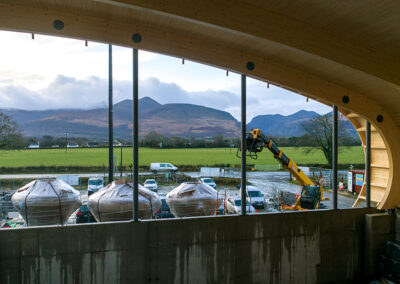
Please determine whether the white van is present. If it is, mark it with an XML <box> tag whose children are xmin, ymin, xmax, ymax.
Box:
<box><xmin>150</xmin><ymin>163</ymin><xmax>178</xmax><ymax>174</ymax></box>
<box><xmin>246</xmin><ymin>186</ymin><xmax>265</xmax><ymax>209</ymax></box>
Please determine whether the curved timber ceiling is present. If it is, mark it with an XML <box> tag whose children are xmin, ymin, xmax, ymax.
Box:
<box><xmin>1</xmin><ymin>0</ymin><xmax>400</xmax><ymax>208</ymax></box>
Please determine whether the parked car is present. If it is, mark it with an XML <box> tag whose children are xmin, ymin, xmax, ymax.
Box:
<box><xmin>76</xmin><ymin>204</ymin><xmax>96</xmax><ymax>223</ymax></box>
<box><xmin>199</xmin><ymin>177</ymin><xmax>217</xmax><ymax>189</ymax></box>
<box><xmin>150</xmin><ymin>163</ymin><xmax>178</xmax><ymax>174</ymax></box>
<box><xmin>225</xmin><ymin>197</ymin><xmax>256</xmax><ymax>214</ymax></box>
<box><xmin>1</xmin><ymin>216</ymin><xmax>25</xmax><ymax>229</ymax></box>
<box><xmin>144</xmin><ymin>179</ymin><xmax>158</xmax><ymax>192</ymax></box>
<box><xmin>156</xmin><ymin>194</ymin><xmax>175</xmax><ymax>219</ymax></box>
<box><xmin>88</xmin><ymin>177</ymin><xmax>104</xmax><ymax>196</ymax></box>
<box><xmin>246</xmin><ymin>186</ymin><xmax>266</xmax><ymax>209</ymax></box>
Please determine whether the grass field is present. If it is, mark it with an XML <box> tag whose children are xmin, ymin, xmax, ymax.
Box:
<box><xmin>0</xmin><ymin>146</ymin><xmax>364</xmax><ymax>169</ymax></box>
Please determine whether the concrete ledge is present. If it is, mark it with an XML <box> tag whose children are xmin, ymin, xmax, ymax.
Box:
<box><xmin>1</xmin><ymin>207</ymin><xmax>378</xmax><ymax>284</ymax></box>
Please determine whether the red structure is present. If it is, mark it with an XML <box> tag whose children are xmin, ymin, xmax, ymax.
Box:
<box><xmin>348</xmin><ymin>170</ymin><xmax>365</xmax><ymax>194</ymax></box>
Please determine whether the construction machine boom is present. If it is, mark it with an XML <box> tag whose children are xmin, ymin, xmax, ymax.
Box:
<box><xmin>243</xmin><ymin>129</ymin><xmax>324</xmax><ymax>210</ymax></box>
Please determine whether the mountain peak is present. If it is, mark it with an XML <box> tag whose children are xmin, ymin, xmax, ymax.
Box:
<box><xmin>247</xmin><ymin>110</ymin><xmax>321</xmax><ymax>137</ymax></box>
<box><xmin>287</xmin><ymin>110</ymin><xmax>319</xmax><ymax>119</ymax></box>
<box><xmin>139</xmin><ymin>96</ymin><xmax>161</xmax><ymax>105</ymax></box>
<box><xmin>113</xmin><ymin>97</ymin><xmax>162</xmax><ymax>114</ymax></box>
<box><xmin>114</xmin><ymin>97</ymin><xmax>161</xmax><ymax>107</ymax></box>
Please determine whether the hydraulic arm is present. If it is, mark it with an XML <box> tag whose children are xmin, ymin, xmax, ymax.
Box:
<box><xmin>243</xmin><ymin>129</ymin><xmax>324</xmax><ymax>210</ymax></box>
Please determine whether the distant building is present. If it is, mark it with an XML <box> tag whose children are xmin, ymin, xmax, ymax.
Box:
<box><xmin>28</xmin><ymin>142</ymin><xmax>40</xmax><ymax>149</ymax></box>
<box><xmin>67</xmin><ymin>143</ymin><xmax>79</xmax><ymax>148</ymax></box>
<box><xmin>87</xmin><ymin>142</ymin><xmax>99</xmax><ymax>148</ymax></box>
<box><xmin>113</xmin><ymin>141</ymin><xmax>123</xmax><ymax>147</ymax></box>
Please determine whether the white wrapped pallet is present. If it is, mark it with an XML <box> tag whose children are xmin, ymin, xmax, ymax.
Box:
<box><xmin>166</xmin><ymin>182</ymin><xmax>222</xmax><ymax>217</ymax></box>
<box><xmin>11</xmin><ymin>179</ymin><xmax>81</xmax><ymax>226</ymax></box>
<box><xmin>200</xmin><ymin>167</ymin><xmax>220</xmax><ymax>177</ymax></box>
<box><xmin>88</xmin><ymin>179</ymin><xmax>161</xmax><ymax>222</ymax></box>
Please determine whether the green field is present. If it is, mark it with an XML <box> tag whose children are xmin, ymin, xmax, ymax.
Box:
<box><xmin>0</xmin><ymin>146</ymin><xmax>364</xmax><ymax>169</ymax></box>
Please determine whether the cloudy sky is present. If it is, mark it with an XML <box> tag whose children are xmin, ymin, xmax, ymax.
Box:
<box><xmin>0</xmin><ymin>30</ymin><xmax>331</xmax><ymax>121</ymax></box>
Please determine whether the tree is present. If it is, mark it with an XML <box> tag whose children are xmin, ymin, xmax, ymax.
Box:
<box><xmin>0</xmin><ymin>111</ymin><xmax>23</xmax><ymax>149</ymax></box>
<box><xmin>213</xmin><ymin>134</ymin><xmax>227</xmax><ymax>147</ymax></box>
<box><xmin>141</xmin><ymin>131</ymin><xmax>165</xmax><ymax>148</ymax></box>
<box><xmin>301</xmin><ymin>114</ymin><xmax>349</xmax><ymax>168</ymax></box>
<box><xmin>40</xmin><ymin>135</ymin><xmax>55</xmax><ymax>148</ymax></box>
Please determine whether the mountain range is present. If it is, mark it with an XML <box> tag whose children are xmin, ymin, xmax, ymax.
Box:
<box><xmin>1</xmin><ymin>97</ymin><xmax>240</xmax><ymax>139</ymax></box>
<box><xmin>247</xmin><ymin>110</ymin><xmax>320</xmax><ymax>137</ymax></box>
<box><xmin>1</xmin><ymin>97</ymin><xmax>356</xmax><ymax>139</ymax></box>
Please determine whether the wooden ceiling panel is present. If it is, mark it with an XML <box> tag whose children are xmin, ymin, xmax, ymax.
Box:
<box><xmin>1</xmin><ymin>0</ymin><xmax>400</xmax><ymax>208</ymax></box>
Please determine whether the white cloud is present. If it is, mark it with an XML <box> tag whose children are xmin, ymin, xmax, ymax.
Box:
<box><xmin>0</xmin><ymin>30</ymin><xmax>332</xmax><ymax>120</ymax></box>
<box><xmin>0</xmin><ymin>31</ymin><xmax>240</xmax><ymax>93</ymax></box>
<box><xmin>0</xmin><ymin>74</ymin><xmax>331</xmax><ymax>121</ymax></box>
<box><xmin>0</xmin><ymin>31</ymin><xmax>159</xmax><ymax>90</ymax></box>
<box><xmin>244</xmin><ymin>79</ymin><xmax>332</xmax><ymax>119</ymax></box>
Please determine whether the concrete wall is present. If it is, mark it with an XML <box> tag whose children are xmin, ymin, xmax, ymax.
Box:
<box><xmin>396</xmin><ymin>208</ymin><xmax>400</xmax><ymax>242</ymax></box>
<box><xmin>365</xmin><ymin>212</ymin><xmax>396</xmax><ymax>277</ymax></box>
<box><xmin>0</xmin><ymin>208</ymin><xmax>379</xmax><ymax>284</ymax></box>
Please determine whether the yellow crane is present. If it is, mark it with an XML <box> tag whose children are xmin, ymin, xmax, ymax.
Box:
<box><xmin>243</xmin><ymin>129</ymin><xmax>324</xmax><ymax>210</ymax></box>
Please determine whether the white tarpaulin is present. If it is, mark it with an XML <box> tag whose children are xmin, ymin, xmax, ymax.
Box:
<box><xmin>200</xmin><ymin>167</ymin><xmax>220</xmax><ymax>177</ymax></box>
<box><xmin>88</xmin><ymin>179</ymin><xmax>161</xmax><ymax>221</ymax></box>
<box><xmin>166</xmin><ymin>182</ymin><xmax>222</xmax><ymax>217</ymax></box>
<box><xmin>12</xmin><ymin>179</ymin><xmax>81</xmax><ymax>226</ymax></box>
<box><xmin>56</xmin><ymin>175</ymin><xmax>79</xmax><ymax>186</ymax></box>
<box><xmin>298</xmin><ymin>167</ymin><xmax>310</xmax><ymax>176</ymax></box>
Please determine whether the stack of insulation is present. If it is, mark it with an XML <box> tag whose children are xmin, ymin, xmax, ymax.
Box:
<box><xmin>88</xmin><ymin>179</ymin><xmax>161</xmax><ymax>221</ymax></box>
<box><xmin>166</xmin><ymin>182</ymin><xmax>222</xmax><ymax>217</ymax></box>
<box><xmin>12</xmin><ymin>179</ymin><xmax>81</xmax><ymax>226</ymax></box>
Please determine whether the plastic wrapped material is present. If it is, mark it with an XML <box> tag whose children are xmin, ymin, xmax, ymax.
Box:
<box><xmin>87</xmin><ymin>179</ymin><xmax>161</xmax><ymax>222</ymax></box>
<box><xmin>166</xmin><ymin>182</ymin><xmax>222</xmax><ymax>217</ymax></box>
<box><xmin>11</xmin><ymin>179</ymin><xmax>82</xmax><ymax>226</ymax></box>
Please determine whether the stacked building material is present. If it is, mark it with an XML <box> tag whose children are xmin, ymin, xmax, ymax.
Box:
<box><xmin>12</xmin><ymin>179</ymin><xmax>81</xmax><ymax>226</ymax></box>
<box><xmin>88</xmin><ymin>179</ymin><xmax>161</xmax><ymax>221</ymax></box>
<box><xmin>166</xmin><ymin>182</ymin><xmax>222</xmax><ymax>217</ymax></box>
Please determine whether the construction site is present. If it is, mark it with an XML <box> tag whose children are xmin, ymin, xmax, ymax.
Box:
<box><xmin>1</xmin><ymin>1</ymin><xmax>400</xmax><ymax>283</ymax></box>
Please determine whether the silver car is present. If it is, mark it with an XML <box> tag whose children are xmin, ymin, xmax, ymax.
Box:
<box><xmin>225</xmin><ymin>197</ymin><xmax>256</xmax><ymax>214</ymax></box>
<box><xmin>199</xmin><ymin>177</ymin><xmax>217</xmax><ymax>189</ymax></box>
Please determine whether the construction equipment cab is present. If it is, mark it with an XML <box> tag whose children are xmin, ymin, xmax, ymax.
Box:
<box><xmin>243</xmin><ymin>129</ymin><xmax>324</xmax><ymax>210</ymax></box>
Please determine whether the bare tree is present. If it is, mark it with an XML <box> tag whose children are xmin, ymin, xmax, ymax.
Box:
<box><xmin>0</xmin><ymin>111</ymin><xmax>24</xmax><ymax>149</ymax></box>
<box><xmin>301</xmin><ymin>114</ymin><xmax>349</xmax><ymax>168</ymax></box>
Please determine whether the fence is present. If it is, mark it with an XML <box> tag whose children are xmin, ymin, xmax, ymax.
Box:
<box><xmin>124</xmin><ymin>172</ymin><xmax>195</xmax><ymax>185</ymax></box>
<box><xmin>0</xmin><ymin>177</ymin><xmax>87</xmax><ymax>191</ymax></box>
<box><xmin>254</xmin><ymin>164</ymin><xmax>282</xmax><ymax>171</ymax></box>
<box><xmin>309</xmin><ymin>168</ymin><xmax>348</xmax><ymax>189</ymax></box>
<box><xmin>0</xmin><ymin>191</ymin><xmax>17</xmax><ymax>222</ymax></box>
